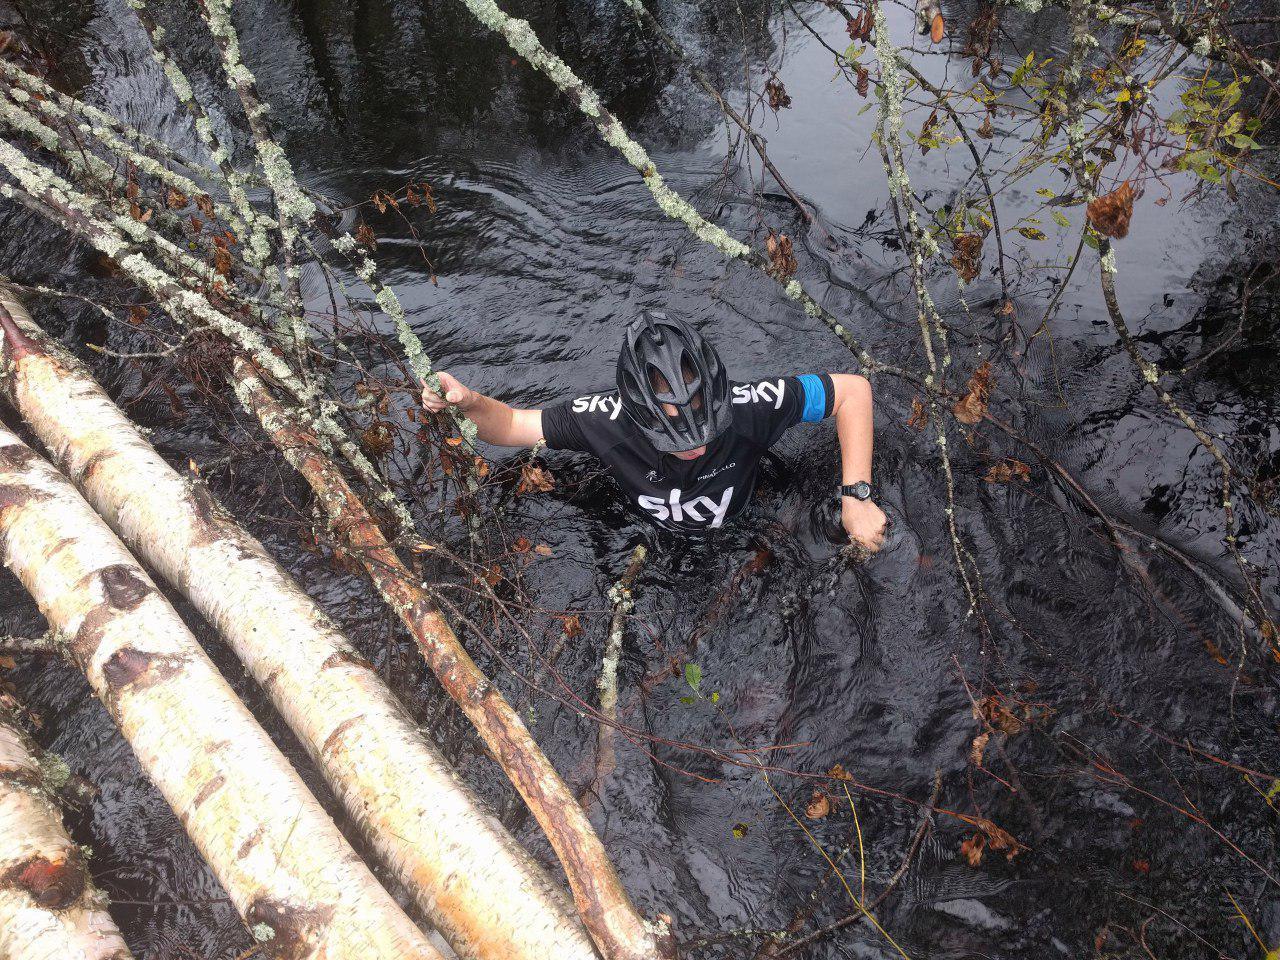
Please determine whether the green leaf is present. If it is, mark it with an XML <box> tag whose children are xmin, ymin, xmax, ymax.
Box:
<box><xmin>679</xmin><ymin>695</ymin><xmax>697</xmax><ymax>705</ymax></box>
<box><xmin>1052</xmin><ymin>210</ymin><xmax>1071</xmax><ymax>229</ymax></box>
<box><xmin>857</xmin><ymin>102</ymin><xmax>875</xmax><ymax>116</ymax></box>
<box><xmin>1016</xmin><ymin>226</ymin><xmax>1047</xmax><ymax>241</ymax></box>
<box><xmin>710</xmin><ymin>691</ymin><xmax>720</xmax><ymax>704</ymax></box>
<box><xmin>732</xmin><ymin>822</ymin><xmax>749</xmax><ymax>839</ymax></box>
<box><xmin>684</xmin><ymin>662</ymin><xmax>702</xmax><ymax>692</ymax></box>
<box><xmin>1036</xmin><ymin>188</ymin><xmax>1056</xmax><ymax>199</ymax></box>
<box><xmin>1083</xmin><ymin>231</ymin><xmax>1101</xmax><ymax>250</ymax></box>
<box><xmin>1265</xmin><ymin>779</ymin><xmax>1280</xmax><ymax>803</ymax></box>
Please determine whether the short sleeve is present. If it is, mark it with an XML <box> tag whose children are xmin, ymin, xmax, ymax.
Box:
<box><xmin>730</xmin><ymin>374</ymin><xmax>835</xmax><ymax>449</ymax></box>
<box><xmin>540</xmin><ymin>389</ymin><xmax>625</xmax><ymax>454</ymax></box>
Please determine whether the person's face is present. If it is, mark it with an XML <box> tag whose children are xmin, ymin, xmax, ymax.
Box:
<box><xmin>652</xmin><ymin>365</ymin><xmax>707</xmax><ymax>459</ymax></box>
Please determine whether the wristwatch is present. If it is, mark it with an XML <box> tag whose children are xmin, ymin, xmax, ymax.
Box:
<box><xmin>840</xmin><ymin>481</ymin><xmax>872</xmax><ymax>501</ymax></box>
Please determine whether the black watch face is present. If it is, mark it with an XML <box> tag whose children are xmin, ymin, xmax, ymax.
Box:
<box><xmin>842</xmin><ymin>482</ymin><xmax>871</xmax><ymax>500</ymax></box>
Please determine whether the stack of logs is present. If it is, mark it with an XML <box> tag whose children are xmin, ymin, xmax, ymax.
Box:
<box><xmin>0</xmin><ymin>288</ymin><xmax>659</xmax><ymax>959</ymax></box>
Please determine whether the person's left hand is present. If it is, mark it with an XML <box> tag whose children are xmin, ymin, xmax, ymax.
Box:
<box><xmin>842</xmin><ymin>497</ymin><xmax>887</xmax><ymax>552</ymax></box>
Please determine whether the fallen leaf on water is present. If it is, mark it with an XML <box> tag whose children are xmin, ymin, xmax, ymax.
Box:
<box><xmin>970</xmin><ymin>731</ymin><xmax>990</xmax><ymax>768</ymax></box>
<box><xmin>766</xmin><ymin>230</ymin><xmax>798</xmax><ymax>280</ymax></box>
<box><xmin>828</xmin><ymin>763</ymin><xmax>852</xmax><ymax>781</ymax></box>
<box><xmin>512</xmin><ymin>537</ymin><xmax>531</xmax><ymax>554</ymax></box>
<box><xmin>961</xmin><ymin>833</ymin><xmax>985</xmax><ymax>867</ymax></box>
<box><xmin>984</xmin><ymin>459</ymin><xmax>1031</xmax><ymax>484</ymax></box>
<box><xmin>908</xmin><ymin>395</ymin><xmax>928</xmax><ymax>431</ymax></box>
<box><xmin>732</xmin><ymin>822</ymin><xmax>749</xmax><ymax>839</ymax></box>
<box><xmin>533</xmin><ymin>544</ymin><xmax>554</xmax><ymax>557</ymax></box>
<box><xmin>805</xmin><ymin>790</ymin><xmax>831</xmax><ymax>819</ymax></box>
<box><xmin>561</xmin><ymin>614</ymin><xmax>582</xmax><ymax>637</ymax></box>
<box><xmin>952</xmin><ymin>361</ymin><xmax>993</xmax><ymax>424</ymax></box>
<box><xmin>166</xmin><ymin>187</ymin><xmax>189</xmax><ymax>210</ymax></box>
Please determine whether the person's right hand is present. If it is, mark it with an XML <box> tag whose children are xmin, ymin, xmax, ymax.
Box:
<box><xmin>421</xmin><ymin>371</ymin><xmax>476</xmax><ymax>413</ymax></box>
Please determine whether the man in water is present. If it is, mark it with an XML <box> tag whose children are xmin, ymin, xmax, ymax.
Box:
<box><xmin>421</xmin><ymin>311</ymin><xmax>886</xmax><ymax>549</ymax></box>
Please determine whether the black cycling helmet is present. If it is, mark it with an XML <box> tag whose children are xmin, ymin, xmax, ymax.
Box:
<box><xmin>616</xmin><ymin>310</ymin><xmax>732</xmax><ymax>453</ymax></box>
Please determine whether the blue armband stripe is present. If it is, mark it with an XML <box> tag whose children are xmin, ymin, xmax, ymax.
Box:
<box><xmin>796</xmin><ymin>374</ymin><xmax>827</xmax><ymax>423</ymax></box>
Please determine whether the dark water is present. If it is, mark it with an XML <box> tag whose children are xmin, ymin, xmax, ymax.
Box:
<box><xmin>1</xmin><ymin>0</ymin><xmax>1278</xmax><ymax>958</ymax></box>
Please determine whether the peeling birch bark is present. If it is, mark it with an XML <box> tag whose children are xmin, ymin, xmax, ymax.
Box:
<box><xmin>232</xmin><ymin>359</ymin><xmax>674</xmax><ymax>960</ymax></box>
<box><xmin>0</xmin><ymin>289</ymin><xmax>597</xmax><ymax>960</ymax></box>
<box><xmin>0</xmin><ymin>699</ymin><xmax>133</xmax><ymax>960</ymax></box>
<box><xmin>0</xmin><ymin>425</ymin><xmax>441</xmax><ymax>960</ymax></box>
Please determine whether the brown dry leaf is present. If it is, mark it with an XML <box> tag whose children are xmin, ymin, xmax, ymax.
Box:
<box><xmin>1132</xmin><ymin>859</ymin><xmax>1150</xmax><ymax>874</ymax></box>
<box><xmin>533</xmin><ymin>543</ymin><xmax>554</xmax><ymax>557</ymax></box>
<box><xmin>355</xmin><ymin>221</ymin><xmax>377</xmax><ymax>250</ymax></box>
<box><xmin>188</xmin><ymin>214</ymin><xmax>204</xmax><ymax>235</ymax></box>
<box><xmin>828</xmin><ymin>763</ymin><xmax>853</xmax><ymax>781</ymax></box>
<box><xmin>360</xmin><ymin>422</ymin><xmax>394</xmax><ymax>460</ymax></box>
<box><xmin>805</xmin><ymin>790</ymin><xmax>831</xmax><ymax>820</ymax></box>
<box><xmin>977</xmin><ymin>112</ymin><xmax>994</xmax><ymax>139</ymax></box>
<box><xmin>444</xmin><ymin>436</ymin><xmax>465</xmax><ymax>446</ymax></box>
<box><xmin>484</xmin><ymin>564</ymin><xmax>503</xmax><ymax>587</ymax></box>
<box><xmin>908</xmin><ymin>395</ymin><xmax>928</xmax><ymax>431</ymax></box>
<box><xmin>127</xmin><ymin>305</ymin><xmax>148</xmax><ymax>326</ymax></box>
<box><xmin>195</xmin><ymin>194</ymin><xmax>215</xmax><ymax>219</ymax></box>
<box><xmin>371</xmin><ymin>189</ymin><xmax>398</xmax><ymax>214</ymax></box>
<box><xmin>0</xmin><ymin>655</ymin><xmax>16</xmax><ymax>671</ymax></box>
<box><xmin>952</xmin><ymin>361</ymin><xmax>993</xmax><ymax>424</ymax></box>
<box><xmin>128</xmin><ymin>201</ymin><xmax>152</xmax><ymax>224</ymax></box>
<box><xmin>950</xmin><ymin>232</ymin><xmax>984</xmax><ymax>283</ymax></box>
<box><xmin>512</xmin><ymin>536</ymin><xmax>532</xmax><ymax>554</ymax></box>
<box><xmin>969</xmin><ymin>731</ymin><xmax>990</xmax><ymax>768</ymax></box>
<box><xmin>1086</xmin><ymin>181</ymin><xmax>1135</xmax><ymax>240</ymax></box>
<box><xmin>975</xmin><ymin>817</ymin><xmax>1024</xmax><ymax>860</ymax></box>
<box><xmin>766</xmin><ymin>231</ymin><xmax>798</xmax><ymax>280</ymax></box>
<box><xmin>1000</xmin><ymin>299</ymin><xmax>1015</xmax><ymax>316</ymax></box>
<box><xmin>561</xmin><ymin>614</ymin><xmax>583</xmax><ymax>638</ymax></box>
<box><xmin>764</xmin><ymin>78</ymin><xmax>792</xmax><ymax>112</ymax></box>
<box><xmin>166</xmin><ymin>187</ymin><xmax>189</xmax><ymax>210</ymax></box>
<box><xmin>473</xmin><ymin>456</ymin><xmax>490</xmax><ymax>479</ymax></box>
<box><xmin>960</xmin><ymin>833</ymin><xmax>985</xmax><ymax>867</ymax></box>
<box><xmin>855</xmin><ymin>65</ymin><xmax>870</xmax><ymax>99</ymax></box>
<box><xmin>930</xmin><ymin>11</ymin><xmax>945</xmax><ymax>43</ymax></box>
<box><xmin>517</xmin><ymin>462</ymin><xmax>556</xmax><ymax>495</ymax></box>
<box><xmin>984</xmin><ymin>459</ymin><xmax>1031</xmax><ymax>484</ymax></box>
<box><xmin>977</xmin><ymin>695</ymin><xmax>1025</xmax><ymax>735</ymax></box>
<box><xmin>212</xmin><ymin>244</ymin><xmax>233</xmax><ymax>278</ymax></box>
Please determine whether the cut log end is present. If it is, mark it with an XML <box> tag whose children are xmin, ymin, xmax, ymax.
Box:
<box><xmin>0</xmin><ymin>852</ymin><xmax>88</xmax><ymax>909</ymax></box>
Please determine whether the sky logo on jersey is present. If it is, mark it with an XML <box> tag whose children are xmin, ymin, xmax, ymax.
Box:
<box><xmin>732</xmin><ymin>379</ymin><xmax>785</xmax><ymax>409</ymax></box>
<box><xmin>571</xmin><ymin>393</ymin><xmax>623</xmax><ymax>420</ymax></box>
<box><xmin>637</xmin><ymin>487</ymin><xmax>734</xmax><ymax>528</ymax></box>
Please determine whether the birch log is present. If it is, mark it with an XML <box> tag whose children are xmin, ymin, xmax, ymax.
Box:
<box><xmin>231</xmin><ymin>359</ymin><xmax>675</xmax><ymax>960</ymax></box>
<box><xmin>0</xmin><ymin>424</ymin><xmax>441</xmax><ymax>960</ymax></box>
<box><xmin>0</xmin><ymin>290</ymin><xmax>597</xmax><ymax>960</ymax></box>
<box><xmin>0</xmin><ymin>699</ymin><xmax>133</xmax><ymax>960</ymax></box>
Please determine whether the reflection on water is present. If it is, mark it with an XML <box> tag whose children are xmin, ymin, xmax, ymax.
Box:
<box><xmin>1</xmin><ymin>0</ymin><xmax>1277</xmax><ymax>956</ymax></box>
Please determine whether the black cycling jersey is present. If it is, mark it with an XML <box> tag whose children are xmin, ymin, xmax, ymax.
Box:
<box><xmin>541</xmin><ymin>374</ymin><xmax>835</xmax><ymax>532</ymax></box>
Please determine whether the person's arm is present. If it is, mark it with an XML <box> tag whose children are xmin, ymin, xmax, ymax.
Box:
<box><xmin>421</xmin><ymin>372</ymin><xmax>545</xmax><ymax>448</ymax></box>
<box><xmin>830</xmin><ymin>373</ymin><xmax>887</xmax><ymax>551</ymax></box>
